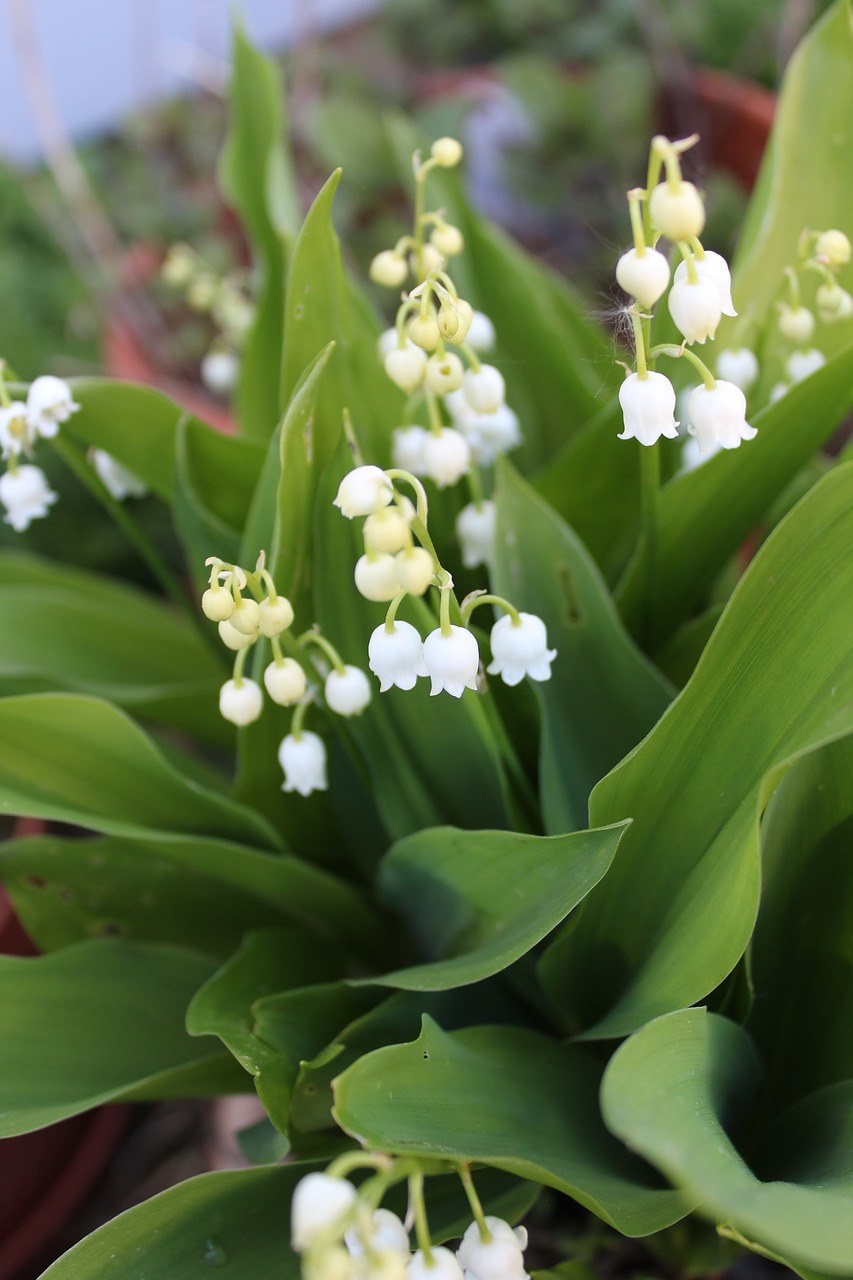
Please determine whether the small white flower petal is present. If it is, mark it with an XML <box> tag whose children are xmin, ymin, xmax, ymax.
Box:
<box><xmin>278</xmin><ymin>732</ymin><xmax>329</xmax><ymax>798</ymax></box>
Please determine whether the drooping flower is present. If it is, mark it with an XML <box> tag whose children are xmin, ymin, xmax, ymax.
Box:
<box><xmin>0</xmin><ymin>465</ymin><xmax>58</xmax><ymax>531</ymax></box>
<box><xmin>291</xmin><ymin>1173</ymin><xmax>356</xmax><ymax>1252</ymax></box>
<box><xmin>487</xmin><ymin>613</ymin><xmax>556</xmax><ymax>686</ymax></box>
<box><xmin>279</xmin><ymin>732</ymin><xmax>329</xmax><ymax>798</ymax></box>
<box><xmin>430</xmin><ymin>223</ymin><xmax>464</xmax><ymax>257</ymax></box>
<box><xmin>91</xmin><ymin>450</ymin><xmax>148</xmax><ymax>501</ymax></box>
<box><xmin>25</xmin><ymin>375</ymin><xmax>79</xmax><ymax>438</ymax></box>
<box><xmin>384</xmin><ymin>346</ymin><xmax>428</xmax><ymax>393</ymax></box>
<box><xmin>370</xmin><ymin>250</ymin><xmax>408</xmax><ymax>287</ymax></box>
<box><xmin>615</xmin><ymin>248</ymin><xmax>671</xmax><ymax>308</ymax></box>
<box><xmin>786</xmin><ymin>348</ymin><xmax>826</xmax><ymax>383</ymax></box>
<box><xmin>815</xmin><ymin>229</ymin><xmax>851</xmax><ymax>266</ymax></box>
<box><xmin>355</xmin><ymin>553</ymin><xmax>401</xmax><ymax>602</ymax></box>
<box><xmin>457</xmin><ymin>1218</ymin><xmax>529</xmax><ymax>1280</ymax></box>
<box><xmin>394</xmin><ymin>547</ymin><xmax>435</xmax><ymax>596</ymax></box>
<box><xmin>325</xmin><ymin>665</ymin><xmax>372</xmax><ymax>717</ymax></box>
<box><xmin>456</xmin><ymin>500</ymin><xmax>496</xmax><ymax>569</ymax></box>
<box><xmin>466</xmin><ymin>310</ymin><xmax>496</xmax><ymax>352</ymax></box>
<box><xmin>368</xmin><ymin>621</ymin><xmax>427</xmax><ymax>692</ymax></box>
<box><xmin>777</xmin><ymin>305</ymin><xmax>815</xmax><ymax>344</ymax></box>
<box><xmin>218</xmin><ymin>678</ymin><xmax>263</xmax><ymax>726</ymax></box>
<box><xmin>424</xmin><ymin>352</ymin><xmax>464</xmax><ymax>396</ymax></box>
<box><xmin>264</xmin><ymin>658</ymin><xmax>307</xmax><ymax>706</ymax></box>
<box><xmin>648</xmin><ymin>180</ymin><xmax>705</xmax><ymax>242</ymax></box>
<box><xmin>462</xmin><ymin>365</ymin><xmax>505</xmax><ymax>414</ymax></box>
<box><xmin>687</xmin><ymin>381</ymin><xmax>756</xmax><ymax>454</ymax></box>
<box><xmin>715</xmin><ymin>348</ymin><xmax>759</xmax><ymax>393</ymax></box>
<box><xmin>423</xmin><ymin>625</ymin><xmax>480</xmax><ymax>698</ymax></box>
<box><xmin>816</xmin><ymin>283</ymin><xmax>853</xmax><ymax>323</ymax></box>
<box><xmin>391</xmin><ymin>425</ymin><xmax>428</xmax><ymax>475</ymax></box>
<box><xmin>408</xmin><ymin>1247</ymin><xmax>464</xmax><ymax>1280</ymax></box>
<box><xmin>217</xmin><ymin>619</ymin><xmax>256</xmax><ymax>651</ymax></box>
<box><xmin>202</xmin><ymin>585</ymin><xmax>234</xmax><ymax>621</ymax></box>
<box><xmin>667</xmin><ymin>276</ymin><xmax>723</xmax><ymax>344</ymax></box>
<box><xmin>0</xmin><ymin>403</ymin><xmax>30</xmax><ymax>457</ymax></box>
<box><xmin>674</xmin><ymin>250</ymin><xmax>736</xmax><ymax>316</ymax></box>
<box><xmin>334</xmin><ymin>466</ymin><xmax>394</xmax><ymax>519</ymax></box>
<box><xmin>345</xmin><ymin>1208</ymin><xmax>410</xmax><ymax>1258</ymax></box>
<box><xmin>617</xmin><ymin>371</ymin><xmax>679</xmax><ymax>446</ymax></box>
<box><xmin>258</xmin><ymin>595</ymin><xmax>294</xmax><ymax>637</ymax></box>
<box><xmin>421</xmin><ymin>428</ymin><xmax>470</xmax><ymax>488</ymax></box>
<box><xmin>364</xmin><ymin>507</ymin><xmax>412</xmax><ymax>555</ymax></box>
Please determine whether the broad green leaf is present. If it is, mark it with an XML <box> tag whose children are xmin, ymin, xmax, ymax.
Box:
<box><xmin>493</xmin><ymin>462</ymin><xmax>672</xmax><ymax>833</ymax></box>
<box><xmin>747</xmin><ymin>735</ymin><xmax>853</xmax><ymax>1112</ymax></box>
<box><xmin>0</xmin><ymin>693</ymin><xmax>280</xmax><ymax>849</ymax></box>
<box><xmin>313</xmin><ymin>444</ymin><xmax>510</xmax><ymax>839</ymax></box>
<box><xmin>0</xmin><ymin>583</ymin><xmax>226</xmax><ymax>741</ymax></box>
<box><xmin>0</xmin><ymin>939</ymin><xmax>240</xmax><ymax>1136</ymax></box>
<box><xmin>540</xmin><ymin>464</ymin><xmax>853</xmax><ymax>1038</ymax></box>
<box><xmin>219</xmin><ymin>23</ymin><xmax>296</xmax><ymax>437</ymax></box>
<box><xmin>601</xmin><ymin>1009</ymin><xmax>853</xmax><ymax>1276</ymax></box>
<box><xmin>364</xmin><ymin>821</ymin><xmax>627</xmax><ymax>990</ymax></box>
<box><xmin>333</xmin><ymin>1019</ymin><xmax>690</xmax><ymax>1236</ymax></box>
<box><xmin>1</xmin><ymin>830</ymin><xmax>389</xmax><ymax>963</ymax></box>
<box><xmin>616</xmin><ymin>350</ymin><xmax>853</xmax><ymax>645</ymax></box>
<box><xmin>39</xmin><ymin>1162</ymin><xmax>535</xmax><ymax>1280</ymax></box>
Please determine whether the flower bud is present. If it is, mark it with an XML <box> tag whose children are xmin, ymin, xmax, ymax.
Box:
<box><xmin>364</xmin><ymin>507</ymin><xmax>411</xmax><ymax>554</ymax></box>
<box><xmin>411</xmin><ymin>244</ymin><xmax>445</xmax><ymax>280</ymax></box>
<box><xmin>424</xmin><ymin>352</ymin><xmax>464</xmax><ymax>395</ymax></box>
<box><xmin>26</xmin><ymin>375</ymin><xmax>80</xmax><ymax>438</ymax></box>
<box><xmin>687</xmin><ymin>381</ymin><xmax>756</xmax><ymax>455</ymax></box>
<box><xmin>218</xmin><ymin>619</ymin><xmax>256</xmax><ymax>651</ymax></box>
<box><xmin>201</xmin><ymin>349</ymin><xmax>239</xmax><ymax>396</ymax></box>
<box><xmin>291</xmin><ymin>1172</ymin><xmax>357</xmax><ymax>1248</ymax></box>
<box><xmin>421</xmin><ymin>427</ymin><xmax>471</xmax><ymax>488</ymax></box>
<box><xmin>466</xmin><ymin>310</ymin><xmax>496</xmax><ymax>352</ymax></box>
<box><xmin>202</xmin><ymin>585</ymin><xmax>234</xmax><ymax>621</ymax></box>
<box><xmin>667</xmin><ymin>277</ymin><xmax>722</xmax><ymax>344</ymax></box>
<box><xmin>457</xmin><ymin>1218</ymin><xmax>528</xmax><ymax>1280</ymax></box>
<box><xmin>777</xmin><ymin>305</ymin><xmax>815</xmax><ymax>344</ymax></box>
<box><xmin>409</xmin><ymin>1249</ymin><xmax>464</xmax><ymax>1280</ymax></box>
<box><xmin>395</xmin><ymin>547</ymin><xmax>435</xmax><ymax>596</ymax></box>
<box><xmin>456</xmin><ymin>500</ymin><xmax>496</xmax><ymax>568</ymax></box>
<box><xmin>430</xmin><ymin>137</ymin><xmax>463</xmax><ymax>167</ymax></box>
<box><xmin>786</xmin><ymin>348</ymin><xmax>825</xmax><ymax>383</ymax></box>
<box><xmin>423</xmin><ymin>624</ymin><xmax>480</xmax><ymax>698</ymax></box>
<box><xmin>437</xmin><ymin>306</ymin><xmax>461</xmax><ymax>339</ymax></box>
<box><xmin>487</xmin><ymin>613</ymin><xmax>556</xmax><ymax>686</ymax></box>
<box><xmin>673</xmin><ymin>250</ymin><xmax>736</xmax><ymax>317</ymax></box>
<box><xmin>391</xmin><ymin>425</ymin><xmax>428</xmax><ymax>475</ymax></box>
<box><xmin>258</xmin><ymin>595</ymin><xmax>294</xmax><ymax>637</ymax></box>
<box><xmin>219</xmin><ymin>678</ymin><xmax>263</xmax><ymax>726</ymax></box>
<box><xmin>355</xmin><ymin>553</ymin><xmax>401</xmax><ymax>602</ymax></box>
<box><xmin>345</xmin><ymin>1208</ymin><xmax>410</xmax><ymax>1258</ymax></box>
<box><xmin>815</xmin><ymin>229</ymin><xmax>851</xmax><ymax>266</ymax></box>
<box><xmin>264</xmin><ymin>658</ymin><xmax>307</xmax><ymax>706</ymax></box>
<box><xmin>715</xmin><ymin>348</ymin><xmax>759</xmax><ymax>393</ymax></box>
<box><xmin>463</xmin><ymin>365</ymin><xmax>505</xmax><ymax>413</ymax></box>
<box><xmin>0</xmin><ymin>464</ymin><xmax>57</xmax><ymax>532</ymax></box>
<box><xmin>617</xmin><ymin>371</ymin><xmax>679</xmax><ymax>447</ymax></box>
<box><xmin>279</xmin><ymin>733</ymin><xmax>329</xmax><ymax>797</ymax></box>
<box><xmin>230</xmin><ymin>597</ymin><xmax>261</xmax><ymax>636</ymax></box>
<box><xmin>430</xmin><ymin>223</ymin><xmax>464</xmax><ymax>256</ymax></box>
<box><xmin>325</xmin><ymin>665</ymin><xmax>372</xmax><ymax>717</ymax></box>
<box><xmin>334</xmin><ymin>465</ymin><xmax>394</xmax><ymax>518</ymax></box>
<box><xmin>648</xmin><ymin>180</ymin><xmax>705</xmax><ymax>242</ymax></box>
<box><xmin>368</xmin><ymin>621</ymin><xmax>427</xmax><ymax>692</ymax></box>
<box><xmin>384</xmin><ymin>346</ymin><xmax>428</xmax><ymax>392</ymax></box>
<box><xmin>370</xmin><ymin>250</ymin><xmax>408</xmax><ymax>288</ymax></box>
<box><xmin>816</xmin><ymin>283</ymin><xmax>853</xmax><ymax>323</ymax></box>
<box><xmin>615</xmin><ymin>247</ymin><xmax>671</xmax><ymax>308</ymax></box>
<box><xmin>408</xmin><ymin>314</ymin><xmax>440</xmax><ymax>351</ymax></box>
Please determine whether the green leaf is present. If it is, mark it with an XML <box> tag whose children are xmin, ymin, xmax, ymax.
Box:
<box><xmin>333</xmin><ymin>1019</ymin><xmax>690</xmax><ymax>1236</ymax></box>
<box><xmin>1</xmin><ymin>830</ymin><xmax>389</xmax><ymax>963</ymax></box>
<box><xmin>0</xmin><ymin>693</ymin><xmax>280</xmax><ymax>849</ymax></box>
<box><xmin>0</xmin><ymin>939</ymin><xmax>239</xmax><ymax>1136</ymax></box>
<box><xmin>364</xmin><ymin>821</ymin><xmax>627</xmax><ymax>990</ymax></box>
<box><xmin>493</xmin><ymin>462</ymin><xmax>672</xmax><ymax>833</ymax></box>
<box><xmin>616</xmin><ymin>349</ymin><xmax>853</xmax><ymax>645</ymax></box>
<box><xmin>173</xmin><ymin>419</ymin><xmax>267</xmax><ymax>577</ymax></box>
<box><xmin>601</xmin><ymin>1009</ymin><xmax>853</xmax><ymax>1276</ymax></box>
<box><xmin>540</xmin><ymin>464</ymin><xmax>853</xmax><ymax>1038</ymax></box>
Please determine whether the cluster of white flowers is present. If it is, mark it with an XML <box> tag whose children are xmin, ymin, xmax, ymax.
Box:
<box><xmin>334</xmin><ymin>463</ymin><xmax>555</xmax><ymax>699</ymax></box>
<box><xmin>291</xmin><ymin>1167</ymin><xmax>530</xmax><ymax>1280</ymax></box>
<box><xmin>201</xmin><ymin>552</ymin><xmax>373</xmax><ymax>797</ymax></box>
<box><xmin>614</xmin><ymin>135</ymin><xmax>755</xmax><ymax>460</ymax></box>
<box><xmin>161</xmin><ymin>242</ymin><xmax>254</xmax><ymax>397</ymax></box>
<box><xmin>766</xmin><ymin>227</ymin><xmax>851</xmax><ymax>403</ymax></box>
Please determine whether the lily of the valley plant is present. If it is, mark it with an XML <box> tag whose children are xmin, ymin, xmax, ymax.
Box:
<box><xmin>0</xmin><ymin>8</ymin><xmax>852</xmax><ymax>1280</ymax></box>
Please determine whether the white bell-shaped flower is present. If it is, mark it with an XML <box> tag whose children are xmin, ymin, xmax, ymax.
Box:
<box><xmin>218</xmin><ymin>619</ymin><xmax>255</xmax><ymax>651</ymax></box>
<box><xmin>457</xmin><ymin>1218</ymin><xmax>529</xmax><ymax>1280</ymax></box>
<box><xmin>384</xmin><ymin>346</ymin><xmax>428</xmax><ymax>393</ymax></box>
<box><xmin>674</xmin><ymin>250</ymin><xmax>736</xmax><ymax>317</ymax></box>
<box><xmin>391</xmin><ymin>426</ymin><xmax>428</xmax><ymax>475</ymax></box>
<box><xmin>364</xmin><ymin>507</ymin><xmax>412</xmax><ymax>555</ymax></box>
<box><xmin>778</xmin><ymin>306</ymin><xmax>815</xmax><ymax>344</ymax></box>
<box><xmin>258</xmin><ymin>595</ymin><xmax>294</xmax><ymax>637</ymax></box>
<box><xmin>230</xmin><ymin>598</ymin><xmax>260</xmax><ymax>636</ymax></box>
<box><xmin>815</xmin><ymin>229</ymin><xmax>851</xmax><ymax>266</ymax></box>
<box><xmin>463</xmin><ymin>365</ymin><xmax>505</xmax><ymax>414</ymax></box>
<box><xmin>408</xmin><ymin>314</ymin><xmax>440</xmax><ymax>351</ymax></box>
<box><xmin>219</xmin><ymin>678</ymin><xmax>263</xmax><ymax>726</ymax></box>
<box><xmin>424</xmin><ymin>352</ymin><xmax>464</xmax><ymax>396</ymax></box>
<box><xmin>816</xmin><ymin>283</ymin><xmax>853</xmax><ymax>323</ymax></box>
<box><xmin>264</xmin><ymin>658</ymin><xmax>307</xmax><ymax>706</ymax></box>
<box><xmin>667</xmin><ymin>277</ymin><xmax>722</xmax><ymax>344</ymax></box>
<box><xmin>291</xmin><ymin>1173</ymin><xmax>356</xmax><ymax>1252</ymax></box>
<box><xmin>325</xmin><ymin>665</ymin><xmax>372</xmax><ymax>717</ymax></box>
<box><xmin>355</xmin><ymin>553</ymin><xmax>401</xmax><ymax>603</ymax></box>
<box><xmin>470</xmin><ymin>404</ymin><xmax>522</xmax><ymax>464</ymax></box>
<box><xmin>201</xmin><ymin>349</ymin><xmax>239</xmax><ymax>395</ymax></box>
<box><xmin>395</xmin><ymin>547</ymin><xmax>435</xmax><ymax>596</ymax></box>
<box><xmin>487</xmin><ymin>613</ymin><xmax>556</xmax><ymax>686</ymax></box>
<box><xmin>408</xmin><ymin>1247</ymin><xmax>464</xmax><ymax>1280</ymax></box>
<box><xmin>421</xmin><ymin>428</ymin><xmax>470</xmax><ymax>488</ymax></box>
<box><xmin>786</xmin><ymin>348</ymin><xmax>826</xmax><ymax>383</ymax></box>
<box><xmin>456</xmin><ymin>500</ymin><xmax>496</xmax><ymax>569</ymax></box>
<box><xmin>0</xmin><ymin>403</ymin><xmax>29</xmax><ymax>457</ymax></box>
<box><xmin>715</xmin><ymin>348</ymin><xmax>759</xmax><ymax>393</ymax></box>
<box><xmin>466</xmin><ymin>310</ymin><xmax>496</xmax><ymax>352</ymax></box>
<box><xmin>25</xmin><ymin>375</ymin><xmax>79</xmax><ymax>438</ymax></box>
<box><xmin>345</xmin><ymin>1208</ymin><xmax>410</xmax><ymax>1258</ymax></box>
<box><xmin>430</xmin><ymin>223</ymin><xmax>464</xmax><ymax>257</ymax></box>
<box><xmin>379</xmin><ymin>328</ymin><xmax>408</xmax><ymax>359</ymax></box>
<box><xmin>423</xmin><ymin>624</ymin><xmax>480</xmax><ymax>698</ymax></box>
<box><xmin>370</xmin><ymin>250</ymin><xmax>408</xmax><ymax>287</ymax></box>
<box><xmin>687</xmin><ymin>381</ymin><xmax>756</xmax><ymax>455</ymax></box>
<box><xmin>202</xmin><ymin>585</ymin><xmax>234</xmax><ymax>622</ymax></box>
<box><xmin>617</xmin><ymin>371</ymin><xmax>679</xmax><ymax>447</ymax></box>
<box><xmin>615</xmin><ymin>248</ymin><xmax>671</xmax><ymax>308</ymax></box>
<box><xmin>334</xmin><ymin>465</ymin><xmax>393</xmax><ymax>519</ymax></box>
<box><xmin>769</xmin><ymin>381</ymin><xmax>789</xmax><ymax>404</ymax></box>
<box><xmin>0</xmin><ymin>464</ymin><xmax>58</xmax><ymax>531</ymax></box>
<box><xmin>279</xmin><ymin>731</ymin><xmax>329</xmax><ymax>798</ymax></box>
<box><xmin>648</xmin><ymin>180</ymin><xmax>705</xmax><ymax>242</ymax></box>
<box><xmin>91</xmin><ymin>450</ymin><xmax>148</xmax><ymax>500</ymax></box>
<box><xmin>368</xmin><ymin>621</ymin><xmax>427</xmax><ymax>692</ymax></box>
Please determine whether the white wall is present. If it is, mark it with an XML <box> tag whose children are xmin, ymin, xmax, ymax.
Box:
<box><xmin>0</xmin><ymin>0</ymin><xmax>381</xmax><ymax>161</ymax></box>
